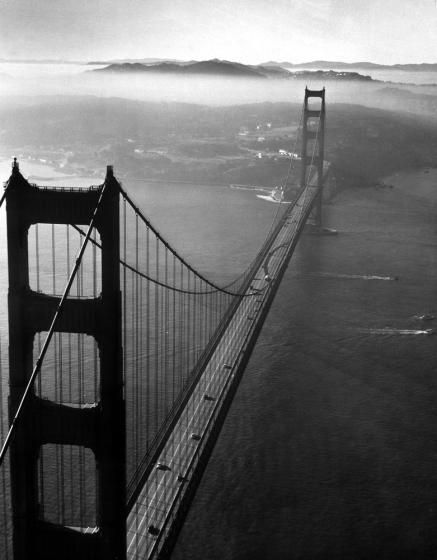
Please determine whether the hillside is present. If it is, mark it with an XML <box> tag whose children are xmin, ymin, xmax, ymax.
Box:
<box><xmin>1</xmin><ymin>96</ymin><xmax>437</xmax><ymax>189</ymax></box>
<box><xmin>264</xmin><ymin>60</ymin><xmax>437</xmax><ymax>72</ymax></box>
<box><xmin>94</xmin><ymin>60</ymin><xmax>267</xmax><ymax>78</ymax></box>
<box><xmin>376</xmin><ymin>87</ymin><xmax>437</xmax><ymax>114</ymax></box>
<box><xmin>93</xmin><ymin>60</ymin><xmax>375</xmax><ymax>81</ymax></box>
<box><xmin>290</xmin><ymin>70</ymin><xmax>374</xmax><ymax>81</ymax></box>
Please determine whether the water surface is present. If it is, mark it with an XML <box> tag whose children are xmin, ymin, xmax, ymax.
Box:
<box><xmin>1</xmin><ymin>163</ymin><xmax>436</xmax><ymax>558</ymax></box>
<box><xmin>173</xmin><ymin>174</ymin><xmax>437</xmax><ymax>560</ymax></box>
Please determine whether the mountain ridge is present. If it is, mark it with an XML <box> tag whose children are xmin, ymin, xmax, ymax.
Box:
<box><xmin>93</xmin><ymin>59</ymin><xmax>268</xmax><ymax>78</ymax></box>
<box><xmin>2</xmin><ymin>57</ymin><xmax>437</xmax><ymax>72</ymax></box>
<box><xmin>92</xmin><ymin>59</ymin><xmax>375</xmax><ymax>81</ymax></box>
<box><xmin>263</xmin><ymin>60</ymin><xmax>437</xmax><ymax>71</ymax></box>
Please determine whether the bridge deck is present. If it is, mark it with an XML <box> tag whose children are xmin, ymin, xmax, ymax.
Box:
<box><xmin>126</xmin><ymin>179</ymin><xmax>322</xmax><ymax>559</ymax></box>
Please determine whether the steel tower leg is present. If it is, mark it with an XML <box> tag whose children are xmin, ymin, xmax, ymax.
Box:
<box><xmin>6</xmin><ymin>161</ymin><xmax>125</xmax><ymax>560</ymax></box>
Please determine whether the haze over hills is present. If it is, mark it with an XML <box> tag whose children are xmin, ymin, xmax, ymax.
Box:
<box><xmin>87</xmin><ymin>58</ymin><xmax>437</xmax><ymax>73</ymax></box>
<box><xmin>263</xmin><ymin>60</ymin><xmax>437</xmax><ymax>71</ymax></box>
<box><xmin>87</xmin><ymin>58</ymin><xmax>193</xmax><ymax>66</ymax></box>
<box><xmin>2</xmin><ymin>94</ymin><xmax>437</xmax><ymax>189</ymax></box>
<box><xmin>92</xmin><ymin>59</ymin><xmax>375</xmax><ymax>81</ymax></box>
<box><xmin>2</xmin><ymin>57</ymin><xmax>437</xmax><ymax>73</ymax></box>
<box><xmin>93</xmin><ymin>59</ymin><xmax>291</xmax><ymax>78</ymax></box>
<box><xmin>94</xmin><ymin>59</ymin><xmax>267</xmax><ymax>78</ymax></box>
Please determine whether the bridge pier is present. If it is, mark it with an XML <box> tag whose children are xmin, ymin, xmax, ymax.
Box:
<box><xmin>6</xmin><ymin>161</ymin><xmax>125</xmax><ymax>560</ymax></box>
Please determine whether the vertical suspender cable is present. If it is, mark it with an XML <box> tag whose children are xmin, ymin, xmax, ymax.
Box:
<box><xmin>154</xmin><ymin>241</ymin><xmax>159</xmax><ymax>435</ymax></box>
<box><xmin>135</xmin><ymin>213</ymin><xmax>139</xmax><ymax>488</ymax></box>
<box><xmin>146</xmin><ymin>225</ymin><xmax>150</xmax><ymax>452</ymax></box>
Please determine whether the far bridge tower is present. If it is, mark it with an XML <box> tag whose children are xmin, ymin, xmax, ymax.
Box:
<box><xmin>300</xmin><ymin>87</ymin><xmax>326</xmax><ymax>229</ymax></box>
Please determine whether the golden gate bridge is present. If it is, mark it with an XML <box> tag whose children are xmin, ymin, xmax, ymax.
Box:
<box><xmin>0</xmin><ymin>88</ymin><xmax>326</xmax><ymax>559</ymax></box>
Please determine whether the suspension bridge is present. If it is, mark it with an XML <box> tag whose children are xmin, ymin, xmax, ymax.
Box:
<box><xmin>0</xmin><ymin>88</ymin><xmax>327</xmax><ymax>559</ymax></box>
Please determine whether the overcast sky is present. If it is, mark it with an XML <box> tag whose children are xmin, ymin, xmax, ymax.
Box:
<box><xmin>1</xmin><ymin>0</ymin><xmax>436</xmax><ymax>64</ymax></box>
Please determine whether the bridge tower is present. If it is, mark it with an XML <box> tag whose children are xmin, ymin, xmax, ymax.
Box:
<box><xmin>299</xmin><ymin>87</ymin><xmax>326</xmax><ymax>228</ymax></box>
<box><xmin>6</xmin><ymin>161</ymin><xmax>125</xmax><ymax>560</ymax></box>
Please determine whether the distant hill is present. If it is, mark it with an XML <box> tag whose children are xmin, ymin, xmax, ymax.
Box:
<box><xmin>87</xmin><ymin>58</ymin><xmax>192</xmax><ymax>66</ymax></box>
<box><xmin>93</xmin><ymin>59</ymin><xmax>375</xmax><ymax>81</ymax></box>
<box><xmin>391</xmin><ymin>63</ymin><xmax>437</xmax><ymax>71</ymax></box>
<box><xmin>256</xmin><ymin>64</ymin><xmax>291</xmax><ymax>78</ymax></box>
<box><xmin>289</xmin><ymin>70</ymin><xmax>374</xmax><ymax>81</ymax></box>
<box><xmin>93</xmin><ymin>59</ymin><xmax>268</xmax><ymax>78</ymax></box>
<box><xmin>375</xmin><ymin>86</ymin><xmax>437</xmax><ymax>114</ymax></box>
<box><xmin>263</xmin><ymin>60</ymin><xmax>437</xmax><ymax>72</ymax></box>
<box><xmin>263</xmin><ymin>60</ymin><xmax>380</xmax><ymax>70</ymax></box>
<box><xmin>3</xmin><ymin>57</ymin><xmax>437</xmax><ymax>73</ymax></box>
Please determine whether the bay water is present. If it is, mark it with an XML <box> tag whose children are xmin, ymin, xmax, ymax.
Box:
<box><xmin>173</xmin><ymin>171</ymin><xmax>437</xmax><ymax>559</ymax></box>
<box><xmin>0</xmin><ymin>161</ymin><xmax>436</xmax><ymax>558</ymax></box>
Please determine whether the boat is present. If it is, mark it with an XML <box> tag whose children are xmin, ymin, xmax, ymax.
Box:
<box><xmin>414</xmin><ymin>314</ymin><xmax>435</xmax><ymax>321</ymax></box>
<box><xmin>257</xmin><ymin>186</ymin><xmax>290</xmax><ymax>204</ymax></box>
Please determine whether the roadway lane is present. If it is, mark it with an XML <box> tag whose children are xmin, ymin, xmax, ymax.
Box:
<box><xmin>126</xmin><ymin>178</ymin><xmax>322</xmax><ymax>559</ymax></box>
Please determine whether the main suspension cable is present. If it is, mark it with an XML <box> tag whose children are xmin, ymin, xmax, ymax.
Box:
<box><xmin>116</xmin><ymin>103</ymin><xmax>306</xmax><ymax>297</ymax></box>
<box><xmin>200</xmin><ymin>101</ymin><xmax>306</xmax><ymax>292</ymax></box>
<box><xmin>117</xmin><ymin>184</ymin><xmax>256</xmax><ymax>296</ymax></box>
<box><xmin>71</xmin><ymin>223</ymin><xmax>263</xmax><ymax>297</ymax></box>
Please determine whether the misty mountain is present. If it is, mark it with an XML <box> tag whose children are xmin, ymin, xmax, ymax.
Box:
<box><xmin>376</xmin><ymin>87</ymin><xmax>437</xmax><ymax>114</ymax></box>
<box><xmin>390</xmin><ymin>63</ymin><xmax>437</xmax><ymax>71</ymax></box>
<box><xmin>87</xmin><ymin>58</ymin><xmax>197</xmax><ymax>66</ymax></box>
<box><xmin>264</xmin><ymin>60</ymin><xmax>437</xmax><ymax>71</ymax></box>
<box><xmin>93</xmin><ymin>60</ymin><xmax>268</xmax><ymax>78</ymax></box>
<box><xmin>3</xmin><ymin>57</ymin><xmax>437</xmax><ymax>73</ymax></box>
<box><xmin>93</xmin><ymin>60</ymin><xmax>374</xmax><ymax>81</ymax></box>
<box><xmin>290</xmin><ymin>70</ymin><xmax>374</xmax><ymax>81</ymax></box>
<box><xmin>3</xmin><ymin>95</ymin><xmax>437</xmax><ymax>189</ymax></box>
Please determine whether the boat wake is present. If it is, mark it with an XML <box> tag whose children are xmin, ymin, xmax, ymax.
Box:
<box><xmin>230</xmin><ymin>184</ymin><xmax>267</xmax><ymax>192</ymax></box>
<box><xmin>318</xmin><ymin>272</ymin><xmax>398</xmax><ymax>281</ymax></box>
<box><xmin>256</xmin><ymin>194</ymin><xmax>291</xmax><ymax>204</ymax></box>
<box><xmin>359</xmin><ymin>328</ymin><xmax>434</xmax><ymax>336</ymax></box>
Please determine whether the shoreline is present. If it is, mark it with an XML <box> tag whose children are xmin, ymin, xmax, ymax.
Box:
<box><xmin>3</xmin><ymin>157</ymin><xmax>436</xmax><ymax>206</ymax></box>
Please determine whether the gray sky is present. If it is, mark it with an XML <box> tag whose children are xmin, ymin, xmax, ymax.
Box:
<box><xmin>1</xmin><ymin>0</ymin><xmax>436</xmax><ymax>64</ymax></box>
